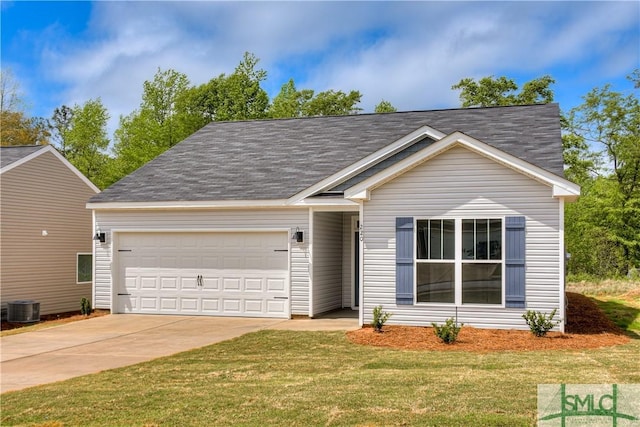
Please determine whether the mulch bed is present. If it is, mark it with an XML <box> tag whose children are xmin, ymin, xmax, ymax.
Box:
<box><xmin>1</xmin><ymin>310</ymin><xmax>108</xmax><ymax>331</ymax></box>
<box><xmin>347</xmin><ymin>292</ymin><xmax>631</xmax><ymax>352</ymax></box>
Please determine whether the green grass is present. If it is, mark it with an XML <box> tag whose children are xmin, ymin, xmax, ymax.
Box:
<box><xmin>2</xmin><ymin>330</ymin><xmax>639</xmax><ymax>426</ymax></box>
<box><xmin>567</xmin><ymin>279</ymin><xmax>640</xmax><ymax>334</ymax></box>
<box><xmin>2</xmin><ymin>281</ymin><xmax>639</xmax><ymax>426</ymax></box>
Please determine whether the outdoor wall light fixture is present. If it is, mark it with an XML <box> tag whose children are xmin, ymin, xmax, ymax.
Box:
<box><xmin>93</xmin><ymin>232</ymin><xmax>106</xmax><ymax>243</ymax></box>
<box><xmin>292</xmin><ymin>227</ymin><xmax>304</xmax><ymax>243</ymax></box>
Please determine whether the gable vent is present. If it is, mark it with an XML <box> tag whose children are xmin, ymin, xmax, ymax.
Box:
<box><xmin>7</xmin><ymin>300</ymin><xmax>40</xmax><ymax>323</ymax></box>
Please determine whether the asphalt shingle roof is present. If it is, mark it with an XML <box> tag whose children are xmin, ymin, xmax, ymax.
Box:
<box><xmin>90</xmin><ymin>103</ymin><xmax>563</xmax><ymax>203</ymax></box>
<box><xmin>0</xmin><ymin>145</ymin><xmax>46</xmax><ymax>169</ymax></box>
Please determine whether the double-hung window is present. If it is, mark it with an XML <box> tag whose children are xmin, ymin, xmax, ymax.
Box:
<box><xmin>416</xmin><ymin>218</ymin><xmax>503</xmax><ymax>305</ymax></box>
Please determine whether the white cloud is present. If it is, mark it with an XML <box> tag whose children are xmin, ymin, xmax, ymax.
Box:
<box><xmin>18</xmin><ymin>1</ymin><xmax>639</xmax><ymax>138</ymax></box>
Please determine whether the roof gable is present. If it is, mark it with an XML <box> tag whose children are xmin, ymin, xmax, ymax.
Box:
<box><xmin>0</xmin><ymin>145</ymin><xmax>100</xmax><ymax>193</ymax></box>
<box><xmin>344</xmin><ymin>131</ymin><xmax>580</xmax><ymax>201</ymax></box>
<box><xmin>0</xmin><ymin>145</ymin><xmax>46</xmax><ymax>170</ymax></box>
<box><xmin>89</xmin><ymin>104</ymin><xmax>565</xmax><ymax>204</ymax></box>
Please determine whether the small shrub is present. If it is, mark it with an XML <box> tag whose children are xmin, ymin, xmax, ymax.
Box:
<box><xmin>522</xmin><ymin>308</ymin><xmax>560</xmax><ymax>337</ymax></box>
<box><xmin>80</xmin><ymin>297</ymin><xmax>92</xmax><ymax>316</ymax></box>
<box><xmin>432</xmin><ymin>317</ymin><xmax>463</xmax><ymax>344</ymax></box>
<box><xmin>371</xmin><ymin>305</ymin><xmax>392</xmax><ymax>332</ymax></box>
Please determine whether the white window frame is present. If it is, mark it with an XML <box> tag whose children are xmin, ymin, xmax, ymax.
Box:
<box><xmin>415</xmin><ymin>218</ymin><xmax>505</xmax><ymax>307</ymax></box>
<box><xmin>76</xmin><ymin>252</ymin><xmax>93</xmax><ymax>284</ymax></box>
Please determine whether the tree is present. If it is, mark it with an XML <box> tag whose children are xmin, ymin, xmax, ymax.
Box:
<box><xmin>268</xmin><ymin>79</ymin><xmax>361</xmax><ymax>118</ymax></box>
<box><xmin>112</xmin><ymin>68</ymin><xmax>193</xmax><ymax>181</ymax></box>
<box><xmin>301</xmin><ymin>89</ymin><xmax>362</xmax><ymax>116</ymax></box>
<box><xmin>51</xmin><ymin>99</ymin><xmax>111</xmax><ymax>188</ymax></box>
<box><xmin>268</xmin><ymin>79</ymin><xmax>313</xmax><ymax>118</ymax></box>
<box><xmin>564</xmin><ymin>72</ymin><xmax>640</xmax><ymax>275</ymax></box>
<box><xmin>0</xmin><ymin>68</ymin><xmax>25</xmax><ymax>113</ymax></box>
<box><xmin>374</xmin><ymin>99</ymin><xmax>397</xmax><ymax>113</ymax></box>
<box><xmin>0</xmin><ymin>68</ymin><xmax>50</xmax><ymax>146</ymax></box>
<box><xmin>0</xmin><ymin>112</ymin><xmax>50</xmax><ymax>146</ymax></box>
<box><xmin>50</xmin><ymin>105</ymin><xmax>74</xmax><ymax>155</ymax></box>
<box><xmin>186</xmin><ymin>52</ymin><xmax>270</xmax><ymax>123</ymax></box>
<box><xmin>451</xmin><ymin>75</ymin><xmax>555</xmax><ymax>107</ymax></box>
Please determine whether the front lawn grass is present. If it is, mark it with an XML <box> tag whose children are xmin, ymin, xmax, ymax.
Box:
<box><xmin>2</xmin><ymin>329</ymin><xmax>639</xmax><ymax>426</ymax></box>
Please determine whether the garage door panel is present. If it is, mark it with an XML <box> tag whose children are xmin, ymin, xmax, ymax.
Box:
<box><xmin>180</xmin><ymin>277</ymin><xmax>198</xmax><ymax>290</ymax></box>
<box><xmin>201</xmin><ymin>277</ymin><xmax>220</xmax><ymax>290</ymax></box>
<box><xmin>140</xmin><ymin>277</ymin><xmax>158</xmax><ymax>289</ymax></box>
<box><xmin>245</xmin><ymin>278</ymin><xmax>263</xmax><ymax>291</ymax></box>
<box><xmin>180</xmin><ymin>298</ymin><xmax>199</xmax><ymax>312</ymax></box>
<box><xmin>267</xmin><ymin>278</ymin><xmax>286</xmax><ymax>292</ymax></box>
<box><xmin>117</xmin><ymin>232</ymin><xmax>289</xmax><ymax>318</ymax></box>
<box><xmin>160</xmin><ymin>277</ymin><xmax>178</xmax><ymax>289</ymax></box>
<box><xmin>243</xmin><ymin>299</ymin><xmax>264</xmax><ymax>313</ymax></box>
<box><xmin>222</xmin><ymin>277</ymin><xmax>241</xmax><ymax>291</ymax></box>
<box><xmin>160</xmin><ymin>298</ymin><xmax>178</xmax><ymax>310</ymax></box>
<box><xmin>140</xmin><ymin>297</ymin><xmax>158</xmax><ymax>310</ymax></box>
<box><xmin>223</xmin><ymin>299</ymin><xmax>241</xmax><ymax>313</ymax></box>
<box><xmin>201</xmin><ymin>299</ymin><xmax>220</xmax><ymax>312</ymax></box>
<box><xmin>267</xmin><ymin>299</ymin><xmax>286</xmax><ymax>314</ymax></box>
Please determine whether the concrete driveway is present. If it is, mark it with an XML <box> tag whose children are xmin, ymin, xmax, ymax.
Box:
<box><xmin>1</xmin><ymin>314</ymin><xmax>358</xmax><ymax>393</ymax></box>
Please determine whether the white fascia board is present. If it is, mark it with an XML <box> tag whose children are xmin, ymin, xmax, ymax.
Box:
<box><xmin>1</xmin><ymin>145</ymin><xmax>100</xmax><ymax>193</ymax></box>
<box><xmin>293</xmin><ymin>199</ymin><xmax>360</xmax><ymax>211</ymax></box>
<box><xmin>345</xmin><ymin>131</ymin><xmax>581</xmax><ymax>200</ymax></box>
<box><xmin>87</xmin><ymin>199</ymin><xmax>290</xmax><ymax>210</ymax></box>
<box><xmin>287</xmin><ymin>125</ymin><xmax>446</xmax><ymax>204</ymax></box>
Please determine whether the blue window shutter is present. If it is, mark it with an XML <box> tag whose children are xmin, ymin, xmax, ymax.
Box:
<box><xmin>505</xmin><ymin>216</ymin><xmax>526</xmax><ymax>308</ymax></box>
<box><xmin>396</xmin><ymin>217</ymin><xmax>414</xmax><ymax>305</ymax></box>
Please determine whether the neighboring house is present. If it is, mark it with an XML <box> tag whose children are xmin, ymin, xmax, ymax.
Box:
<box><xmin>87</xmin><ymin>104</ymin><xmax>579</xmax><ymax>331</ymax></box>
<box><xmin>1</xmin><ymin>145</ymin><xmax>99</xmax><ymax>316</ymax></box>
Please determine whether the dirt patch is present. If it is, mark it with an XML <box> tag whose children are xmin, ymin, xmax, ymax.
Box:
<box><xmin>347</xmin><ymin>293</ymin><xmax>630</xmax><ymax>352</ymax></box>
<box><xmin>1</xmin><ymin>310</ymin><xmax>109</xmax><ymax>331</ymax></box>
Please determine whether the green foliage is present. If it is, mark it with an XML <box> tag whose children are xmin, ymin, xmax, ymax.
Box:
<box><xmin>110</xmin><ymin>68</ymin><xmax>194</xmax><ymax>184</ymax></box>
<box><xmin>451</xmin><ymin>75</ymin><xmax>555</xmax><ymax>107</ymax></box>
<box><xmin>60</xmin><ymin>99</ymin><xmax>111</xmax><ymax>188</ymax></box>
<box><xmin>268</xmin><ymin>79</ymin><xmax>314</xmax><ymax>118</ymax></box>
<box><xmin>431</xmin><ymin>317</ymin><xmax>463</xmax><ymax>344</ymax></box>
<box><xmin>80</xmin><ymin>298</ymin><xmax>92</xmax><ymax>316</ymax></box>
<box><xmin>374</xmin><ymin>99</ymin><xmax>397</xmax><ymax>113</ymax></box>
<box><xmin>564</xmin><ymin>70</ymin><xmax>640</xmax><ymax>276</ymax></box>
<box><xmin>371</xmin><ymin>305</ymin><xmax>392</xmax><ymax>332</ymax></box>
<box><xmin>269</xmin><ymin>79</ymin><xmax>362</xmax><ymax>118</ymax></box>
<box><xmin>522</xmin><ymin>309</ymin><xmax>560</xmax><ymax>337</ymax></box>
<box><xmin>301</xmin><ymin>89</ymin><xmax>362</xmax><ymax>116</ymax></box>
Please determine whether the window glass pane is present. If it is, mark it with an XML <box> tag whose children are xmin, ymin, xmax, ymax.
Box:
<box><xmin>417</xmin><ymin>263</ymin><xmax>454</xmax><ymax>303</ymax></box>
<box><xmin>489</xmin><ymin>219</ymin><xmax>502</xmax><ymax>260</ymax></box>
<box><xmin>416</xmin><ymin>220</ymin><xmax>428</xmax><ymax>259</ymax></box>
<box><xmin>429</xmin><ymin>220</ymin><xmax>442</xmax><ymax>260</ymax></box>
<box><xmin>462</xmin><ymin>263</ymin><xmax>501</xmax><ymax>304</ymax></box>
<box><xmin>462</xmin><ymin>219</ymin><xmax>475</xmax><ymax>260</ymax></box>
<box><xmin>77</xmin><ymin>254</ymin><xmax>92</xmax><ymax>283</ymax></box>
<box><xmin>442</xmin><ymin>219</ymin><xmax>455</xmax><ymax>260</ymax></box>
<box><xmin>476</xmin><ymin>219</ymin><xmax>489</xmax><ymax>260</ymax></box>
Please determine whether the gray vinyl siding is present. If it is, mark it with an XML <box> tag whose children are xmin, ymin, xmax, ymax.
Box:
<box><xmin>93</xmin><ymin>208</ymin><xmax>310</xmax><ymax>315</ymax></box>
<box><xmin>0</xmin><ymin>151</ymin><xmax>96</xmax><ymax>315</ymax></box>
<box><xmin>311</xmin><ymin>212</ymin><xmax>343</xmax><ymax>315</ymax></box>
<box><xmin>361</xmin><ymin>145</ymin><xmax>561</xmax><ymax>330</ymax></box>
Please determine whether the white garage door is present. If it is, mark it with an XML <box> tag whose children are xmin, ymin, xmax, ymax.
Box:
<box><xmin>116</xmin><ymin>232</ymin><xmax>290</xmax><ymax>318</ymax></box>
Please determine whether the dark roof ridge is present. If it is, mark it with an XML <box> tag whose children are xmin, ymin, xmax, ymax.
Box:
<box><xmin>201</xmin><ymin>103</ymin><xmax>559</xmax><ymax>126</ymax></box>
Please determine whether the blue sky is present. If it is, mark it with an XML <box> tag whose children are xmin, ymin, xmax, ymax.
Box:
<box><xmin>2</xmin><ymin>1</ymin><xmax>639</xmax><ymax>139</ymax></box>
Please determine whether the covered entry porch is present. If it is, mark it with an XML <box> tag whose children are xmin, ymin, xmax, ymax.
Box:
<box><xmin>308</xmin><ymin>209</ymin><xmax>361</xmax><ymax>319</ymax></box>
